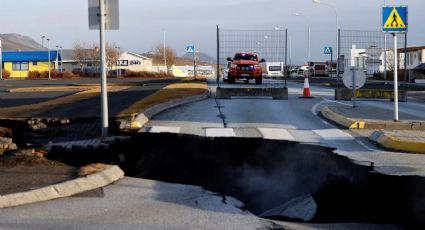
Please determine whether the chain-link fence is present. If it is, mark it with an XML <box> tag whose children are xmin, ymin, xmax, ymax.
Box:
<box><xmin>218</xmin><ymin>28</ymin><xmax>287</xmax><ymax>65</ymax></box>
<box><xmin>339</xmin><ymin>29</ymin><xmax>406</xmax><ymax>78</ymax></box>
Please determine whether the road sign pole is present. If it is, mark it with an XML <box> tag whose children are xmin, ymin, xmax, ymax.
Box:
<box><xmin>330</xmin><ymin>50</ymin><xmax>333</xmax><ymax>78</ymax></box>
<box><xmin>393</xmin><ymin>33</ymin><xmax>399</xmax><ymax>122</ymax></box>
<box><xmin>99</xmin><ymin>0</ymin><xmax>109</xmax><ymax>137</ymax></box>
<box><xmin>193</xmin><ymin>50</ymin><xmax>196</xmax><ymax>80</ymax></box>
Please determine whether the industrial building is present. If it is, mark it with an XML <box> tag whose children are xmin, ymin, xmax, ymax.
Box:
<box><xmin>1</xmin><ymin>51</ymin><xmax>59</xmax><ymax>78</ymax></box>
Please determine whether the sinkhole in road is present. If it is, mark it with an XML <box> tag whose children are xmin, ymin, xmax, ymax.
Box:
<box><xmin>48</xmin><ymin>133</ymin><xmax>425</xmax><ymax>228</ymax></box>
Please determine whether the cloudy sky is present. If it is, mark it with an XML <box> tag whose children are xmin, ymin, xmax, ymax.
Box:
<box><xmin>0</xmin><ymin>0</ymin><xmax>423</xmax><ymax>64</ymax></box>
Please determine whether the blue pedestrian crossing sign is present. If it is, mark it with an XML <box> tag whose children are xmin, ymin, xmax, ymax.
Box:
<box><xmin>186</xmin><ymin>45</ymin><xmax>195</xmax><ymax>53</ymax></box>
<box><xmin>324</xmin><ymin>46</ymin><xmax>332</xmax><ymax>55</ymax></box>
<box><xmin>382</xmin><ymin>6</ymin><xmax>408</xmax><ymax>33</ymax></box>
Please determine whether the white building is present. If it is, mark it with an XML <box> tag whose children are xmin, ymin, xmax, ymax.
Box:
<box><xmin>399</xmin><ymin>46</ymin><xmax>425</xmax><ymax>70</ymax></box>
<box><xmin>116</xmin><ymin>52</ymin><xmax>152</xmax><ymax>72</ymax></box>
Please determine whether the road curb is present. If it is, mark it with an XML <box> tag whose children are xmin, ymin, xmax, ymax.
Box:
<box><xmin>321</xmin><ymin>106</ymin><xmax>365</xmax><ymax>129</ymax></box>
<box><xmin>121</xmin><ymin>93</ymin><xmax>209</xmax><ymax>130</ymax></box>
<box><xmin>369</xmin><ymin>131</ymin><xmax>425</xmax><ymax>154</ymax></box>
<box><xmin>0</xmin><ymin>165</ymin><xmax>124</xmax><ymax>209</ymax></box>
<box><xmin>321</xmin><ymin>106</ymin><xmax>425</xmax><ymax>130</ymax></box>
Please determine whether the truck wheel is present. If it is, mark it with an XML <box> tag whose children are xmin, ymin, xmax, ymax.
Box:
<box><xmin>228</xmin><ymin>75</ymin><xmax>235</xmax><ymax>84</ymax></box>
<box><xmin>255</xmin><ymin>77</ymin><xmax>262</xmax><ymax>85</ymax></box>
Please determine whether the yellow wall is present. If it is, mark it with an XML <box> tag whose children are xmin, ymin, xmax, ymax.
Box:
<box><xmin>5</xmin><ymin>61</ymin><xmax>52</xmax><ymax>78</ymax></box>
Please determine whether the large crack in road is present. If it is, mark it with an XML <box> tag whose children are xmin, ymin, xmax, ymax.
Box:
<box><xmin>46</xmin><ymin>132</ymin><xmax>425</xmax><ymax>229</ymax></box>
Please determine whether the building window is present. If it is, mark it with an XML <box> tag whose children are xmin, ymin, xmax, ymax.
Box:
<box><xmin>21</xmin><ymin>62</ymin><xmax>29</xmax><ymax>71</ymax></box>
<box><xmin>420</xmin><ymin>51</ymin><xmax>422</xmax><ymax>63</ymax></box>
<box><xmin>12</xmin><ymin>62</ymin><xmax>20</xmax><ymax>71</ymax></box>
<box><xmin>12</xmin><ymin>62</ymin><xmax>29</xmax><ymax>71</ymax></box>
<box><xmin>33</xmin><ymin>61</ymin><xmax>38</xmax><ymax>66</ymax></box>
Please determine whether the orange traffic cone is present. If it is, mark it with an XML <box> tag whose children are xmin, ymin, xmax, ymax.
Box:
<box><xmin>300</xmin><ymin>76</ymin><xmax>314</xmax><ymax>99</ymax></box>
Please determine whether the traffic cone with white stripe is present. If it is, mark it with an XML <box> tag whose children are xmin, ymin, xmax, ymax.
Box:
<box><xmin>300</xmin><ymin>75</ymin><xmax>314</xmax><ymax>99</ymax></box>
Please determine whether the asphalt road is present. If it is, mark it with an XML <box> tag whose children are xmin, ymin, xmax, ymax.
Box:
<box><xmin>144</xmin><ymin>78</ymin><xmax>425</xmax><ymax>176</ymax></box>
<box><xmin>0</xmin><ymin>78</ymin><xmax>179</xmax><ymax>118</ymax></box>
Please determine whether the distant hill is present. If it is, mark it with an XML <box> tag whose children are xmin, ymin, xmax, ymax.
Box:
<box><xmin>181</xmin><ymin>52</ymin><xmax>216</xmax><ymax>64</ymax></box>
<box><xmin>0</xmin><ymin>33</ymin><xmax>45</xmax><ymax>51</ymax></box>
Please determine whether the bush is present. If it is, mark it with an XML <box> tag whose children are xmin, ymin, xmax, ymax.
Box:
<box><xmin>120</xmin><ymin>70</ymin><xmax>173</xmax><ymax>78</ymax></box>
<box><xmin>28</xmin><ymin>71</ymin><xmax>79</xmax><ymax>79</ymax></box>
<box><xmin>2</xmin><ymin>69</ymin><xmax>11</xmax><ymax>79</ymax></box>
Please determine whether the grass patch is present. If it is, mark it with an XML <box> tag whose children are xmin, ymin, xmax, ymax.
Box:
<box><xmin>117</xmin><ymin>83</ymin><xmax>208</xmax><ymax>119</ymax></box>
<box><xmin>180</xmin><ymin>76</ymin><xmax>207</xmax><ymax>83</ymax></box>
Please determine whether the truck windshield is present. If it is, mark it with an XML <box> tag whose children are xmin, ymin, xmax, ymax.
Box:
<box><xmin>234</xmin><ymin>54</ymin><xmax>258</xmax><ymax>61</ymax></box>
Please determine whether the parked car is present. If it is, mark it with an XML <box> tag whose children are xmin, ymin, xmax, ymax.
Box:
<box><xmin>222</xmin><ymin>61</ymin><xmax>231</xmax><ymax>82</ymax></box>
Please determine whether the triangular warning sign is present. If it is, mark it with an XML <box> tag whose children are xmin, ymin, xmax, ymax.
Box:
<box><xmin>384</xmin><ymin>8</ymin><xmax>406</xmax><ymax>29</ymax></box>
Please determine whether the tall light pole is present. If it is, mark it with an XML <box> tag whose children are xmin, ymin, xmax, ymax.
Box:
<box><xmin>313</xmin><ymin>0</ymin><xmax>339</xmax><ymax>79</ymax></box>
<box><xmin>55</xmin><ymin>45</ymin><xmax>60</xmax><ymax>71</ymax></box>
<box><xmin>115</xmin><ymin>46</ymin><xmax>120</xmax><ymax>78</ymax></box>
<box><xmin>163</xmin><ymin>30</ymin><xmax>167</xmax><ymax>72</ymax></box>
<box><xmin>41</xmin><ymin>36</ymin><xmax>46</xmax><ymax>48</ymax></box>
<box><xmin>291</xmin><ymin>12</ymin><xmax>311</xmax><ymax>63</ymax></box>
<box><xmin>47</xmin><ymin>38</ymin><xmax>51</xmax><ymax>80</ymax></box>
<box><xmin>59</xmin><ymin>46</ymin><xmax>63</xmax><ymax>72</ymax></box>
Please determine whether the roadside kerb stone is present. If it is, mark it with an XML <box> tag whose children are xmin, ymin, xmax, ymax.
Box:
<box><xmin>369</xmin><ymin>131</ymin><xmax>425</xmax><ymax>154</ymax></box>
<box><xmin>122</xmin><ymin>93</ymin><xmax>209</xmax><ymax>130</ymax></box>
<box><xmin>0</xmin><ymin>165</ymin><xmax>124</xmax><ymax>209</ymax></box>
<box><xmin>321</xmin><ymin>105</ymin><xmax>425</xmax><ymax>130</ymax></box>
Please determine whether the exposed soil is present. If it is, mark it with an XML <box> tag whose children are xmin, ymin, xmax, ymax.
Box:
<box><xmin>0</xmin><ymin>155</ymin><xmax>78</xmax><ymax>195</ymax></box>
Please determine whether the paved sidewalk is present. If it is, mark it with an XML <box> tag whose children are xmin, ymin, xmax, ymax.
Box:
<box><xmin>321</xmin><ymin>104</ymin><xmax>425</xmax><ymax>153</ymax></box>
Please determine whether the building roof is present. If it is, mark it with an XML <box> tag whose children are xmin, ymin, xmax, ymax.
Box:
<box><xmin>399</xmin><ymin>46</ymin><xmax>425</xmax><ymax>53</ymax></box>
<box><xmin>2</xmin><ymin>51</ymin><xmax>59</xmax><ymax>62</ymax></box>
<box><xmin>121</xmin><ymin>51</ymin><xmax>151</xmax><ymax>60</ymax></box>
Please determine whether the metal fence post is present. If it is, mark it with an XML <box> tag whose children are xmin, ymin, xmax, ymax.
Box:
<box><xmin>217</xmin><ymin>25</ymin><xmax>220</xmax><ymax>87</ymax></box>
<box><xmin>285</xmin><ymin>29</ymin><xmax>288</xmax><ymax>88</ymax></box>
<box><xmin>337</xmin><ymin>29</ymin><xmax>341</xmax><ymax>87</ymax></box>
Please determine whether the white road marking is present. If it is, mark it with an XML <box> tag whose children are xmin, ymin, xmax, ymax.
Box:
<box><xmin>258</xmin><ymin>128</ymin><xmax>295</xmax><ymax>141</ymax></box>
<box><xmin>205</xmin><ymin>128</ymin><xmax>236</xmax><ymax>137</ymax></box>
<box><xmin>313</xmin><ymin>129</ymin><xmax>354</xmax><ymax>141</ymax></box>
<box><xmin>149</xmin><ymin>126</ymin><xmax>181</xmax><ymax>134</ymax></box>
<box><xmin>355</xmin><ymin>139</ymin><xmax>378</xmax><ymax>152</ymax></box>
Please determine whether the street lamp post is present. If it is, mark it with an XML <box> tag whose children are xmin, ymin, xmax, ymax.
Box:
<box><xmin>313</xmin><ymin>0</ymin><xmax>339</xmax><ymax>79</ymax></box>
<box><xmin>55</xmin><ymin>45</ymin><xmax>60</xmax><ymax>71</ymax></box>
<box><xmin>41</xmin><ymin>36</ymin><xmax>46</xmax><ymax>48</ymax></box>
<box><xmin>115</xmin><ymin>46</ymin><xmax>120</xmax><ymax>78</ymax></box>
<box><xmin>291</xmin><ymin>12</ymin><xmax>311</xmax><ymax>63</ymax></box>
<box><xmin>163</xmin><ymin>30</ymin><xmax>167</xmax><ymax>72</ymax></box>
<box><xmin>59</xmin><ymin>46</ymin><xmax>63</xmax><ymax>72</ymax></box>
<box><xmin>47</xmin><ymin>38</ymin><xmax>51</xmax><ymax>80</ymax></box>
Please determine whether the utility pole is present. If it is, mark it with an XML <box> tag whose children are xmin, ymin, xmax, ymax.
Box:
<box><xmin>163</xmin><ymin>30</ymin><xmax>167</xmax><ymax>72</ymax></box>
<box><xmin>47</xmin><ymin>38</ymin><xmax>51</xmax><ymax>80</ymax></box>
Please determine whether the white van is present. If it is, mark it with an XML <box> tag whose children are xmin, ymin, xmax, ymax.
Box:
<box><xmin>266</xmin><ymin>62</ymin><xmax>283</xmax><ymax>78</ymax></box>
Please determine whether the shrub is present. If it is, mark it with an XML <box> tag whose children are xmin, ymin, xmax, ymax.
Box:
<box><xmin>2</xmin><ymin>69</ymin><xmax>11</xmax><ymax>79</ymax></box>
<box><xmin>120</xmin><ymin>70</ymin><xmax>173</xmax><ymax>78</ymax></box>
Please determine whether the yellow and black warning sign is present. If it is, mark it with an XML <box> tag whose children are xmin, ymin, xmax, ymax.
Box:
<box><xmin>382</xmin><ymin>7</ymin><xmax>408</xmax><ymax>32</ymax></box>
